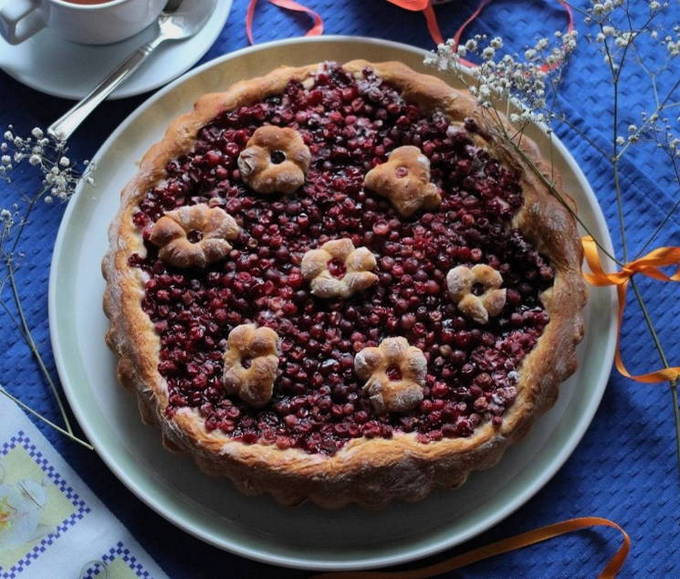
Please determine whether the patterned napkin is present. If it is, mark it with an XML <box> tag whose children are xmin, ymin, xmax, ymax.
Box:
<box><xmin>0</xmin><ymin>395</ymin><xmax>167</xmax><ymax>579</ymax></box>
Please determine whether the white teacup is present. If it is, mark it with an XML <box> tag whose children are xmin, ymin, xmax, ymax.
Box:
<box><xmin>0</xmin><ymin>0</ymin><xmax>165</xmax><ymax>45</ymax></box>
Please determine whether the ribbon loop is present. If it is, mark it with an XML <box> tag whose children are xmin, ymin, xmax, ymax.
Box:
<box><xmin>246</xmin><ymin>0</ymin><xmax>324</xmax><ymax>45</ymax></box>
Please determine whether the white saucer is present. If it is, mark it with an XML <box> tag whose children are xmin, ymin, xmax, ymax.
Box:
<box><xmin>0</xmin><ymin>0</ymin><xmax>232</xmax><ymax>100</ymax></box>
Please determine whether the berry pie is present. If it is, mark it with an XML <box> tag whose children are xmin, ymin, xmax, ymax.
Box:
<box><xmin>103</xmin><ymin>61</ymin><xmax>586</xmax><ymax>508</ymax></box>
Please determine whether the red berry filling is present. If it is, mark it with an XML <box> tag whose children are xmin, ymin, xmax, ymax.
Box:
<box><xmin>130</xmin><ymin>64</ymin><xmax>554</xmax><ymax>455</ymax></box>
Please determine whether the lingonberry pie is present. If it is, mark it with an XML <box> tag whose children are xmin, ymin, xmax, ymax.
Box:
<box><xmin>103</xmin><ymin>61</ymin><xmax>585</xmax><ymax>508</ymax></box>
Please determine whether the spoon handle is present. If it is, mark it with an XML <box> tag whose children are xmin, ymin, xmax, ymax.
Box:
<box><xmin>47</xmin><ymin>35</ymin><xmax>164</xmax><ymax>142</ymax></box>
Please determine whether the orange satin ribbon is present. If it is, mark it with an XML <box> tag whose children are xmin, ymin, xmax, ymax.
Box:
<box><xmin>582</xmin><ymin>236</ymin><xmax>680</xmax><ymax>383</ymax></box>
<box><xmin>313</xmin><ymin>517</ymin><xmax>630</xmax><ymax>579</ymax></box>
<box><xmin>246</xmin><ymin>0</ymin><xmax>324</xmax><ymax>45</ymax></box>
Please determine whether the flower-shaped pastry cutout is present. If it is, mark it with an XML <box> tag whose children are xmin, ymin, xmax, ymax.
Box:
<box><xmin>237</xmin><ymin>125</ymin><xmax>312</xmax><ymax>194</ymax></box>
<box><xmin>149</xmin><ymin>204</ymin><xmax>240</xmax><ymax>269</ymax></box>
<box><xmin>363</xmin><ymin>145</ymin><xmax>442</xmax><ymax>217</ymax></box>
<box><xmin>301</xmin><ymin>238</ymin><xmax>378</xmax><ymax>299</ymax></box>
<box><xmin>223</xmin><ymin>324</ymin><xmax>280</xmax><ymax>408</ymax></box>
<box><xmin>354</xmin><ymin>337</ymin><xmax>427</xmax><ymax>414</ymax></box>
<box><xmin>446</xmin><ymin>264</ymin><xmax>507</xmax><ymax>324</ymax></box>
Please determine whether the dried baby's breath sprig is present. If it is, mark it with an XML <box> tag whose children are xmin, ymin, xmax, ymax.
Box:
<box><xmin>426</xmin><ymin>30</ymin><xmax>578</xmax><ymax>128</ymax></box>
<box><xmin>426</xmin><ymin>0</ymin><xmax>680</xmax><ymax>469</ymax></box>
<box><xmin>0</xmin><ymin>126</ymin><xmax>93</xmax><ymax>450</ymax></box>
<box><xmin>0</xmin><ymin>125</ymin><xmax>92</xmax><ymax>203</ymax></box>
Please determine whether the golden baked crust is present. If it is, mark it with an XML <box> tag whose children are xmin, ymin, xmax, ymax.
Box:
<box><xmin>102</xmin><ymin>60</ymin><xmax>586</xmax><ymax>508</ymax></box>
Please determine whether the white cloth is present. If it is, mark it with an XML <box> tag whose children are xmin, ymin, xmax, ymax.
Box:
<box><xmin>0</xmin><ymin>394</ymin><xmax>167</xmax><ymax>579</ymax></box>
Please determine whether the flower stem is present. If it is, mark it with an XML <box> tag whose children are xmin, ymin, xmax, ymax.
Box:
<box><xmin>637</xmin><ymin>147</ymin><xmax>680</xmax><ymax>256</ymax></box>
<box><xmin>671</xmin><ymin>383</ymin><xmax>680</xmax><ymax>470</ymax></box>
<box><xmin>628</xmin><ymin>278</ymin><xmax>680</xmax><ymax>471</ymax></box>
<box><xmin>0</xmin><ymin>386</ymin><xmax>93</xmax><ymax>450</ymax></box>
<box><xmin>6</xmin><ymin>256</ymin><xmax>74</xmax><ymax>436</ymax></box>
<box><xmin>605</xmin><ymin>18</ymin><xmax>679</xmax><ymax>472</ymax></box>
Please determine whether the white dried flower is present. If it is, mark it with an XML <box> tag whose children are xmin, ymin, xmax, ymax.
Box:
<box><xmin>481</xmin><ymin>46</ymin><xmax>495</xmax><ymax>60</ymax></box>
<box><xmin>28</xmin><ymin>154</ymin><xmax>41</xmax><ymax>166</ymax></box>
<box><xmin>31</xmin><ymin>127</ymin><xmax>43</xmax><ymax>139</ymax></box>
<box><xmin>615</xmin><ymin>32</ymin><xmax>633</xmax><ymax>47</ymax></box>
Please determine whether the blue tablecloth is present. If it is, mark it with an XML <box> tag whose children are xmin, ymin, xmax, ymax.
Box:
<box><xmin>1</xmin><ymin>1</ymin><xmax>679</xmax><ymax>576</ymax></box>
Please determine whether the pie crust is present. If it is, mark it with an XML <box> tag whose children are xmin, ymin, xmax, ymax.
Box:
<box><xmin>102</xmin><ymin>60</ymin><xmax>586</xmax><ymax>508</ymax></box>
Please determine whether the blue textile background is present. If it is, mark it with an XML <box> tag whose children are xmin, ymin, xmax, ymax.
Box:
<box><xmin>1</xmin><ymin>0</ymin><xmax>679</xmax><ymax>577</ymax></box>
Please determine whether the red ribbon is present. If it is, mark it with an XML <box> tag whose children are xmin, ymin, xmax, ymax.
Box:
<box><xmin>386</xmin><ymin>0</ymin><xmax>574</xmax><ymax>71</ymax></box>
<box><xmin>246</xmin><ymin>0</ymin><xmax>324</xmax><ymax>45</ymax></box>
<box><xmin>245</xmin><ymin>1</ymin><xmax>573</xmax><ymax>66</ymax></box>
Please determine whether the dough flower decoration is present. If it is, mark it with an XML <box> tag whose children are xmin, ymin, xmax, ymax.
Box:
<box><xmin>446</xmin><ymin>264</ymin><xmax>507</xmax><ymax>324</ymax></box>
<box><xmin>223</xmin><ymin>324</ymin><xmax>280</xmax><ymax>408</ymax></box>
<box><xmin>354</xmin><ymin>337</ymin><xmax>427</xmax><ymax>414</ymax></box>
<box><xmin>149</xmin><ymin>204</ymin><xmax>240</xmax><ymax>269</ymax></box>
<box><xmin>363</xmin><ymin>145</ymin><xmax>442</xmax><ymax>216</ymax></box>
<box><xmin>237</xmin><ymin>125</ymin><xmax>311</xmax><ymax>194</ymax></box>
<box><xmin>301</xmin><ymin>238</ymin><xmax>378</xmax><ymax>299</ymax></box>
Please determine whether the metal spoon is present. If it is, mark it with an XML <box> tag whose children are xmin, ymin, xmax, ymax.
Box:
<box><xmin>47</xmin><ymin>0</ymin><xmax>215</xmax><ymax>142</ymax></box>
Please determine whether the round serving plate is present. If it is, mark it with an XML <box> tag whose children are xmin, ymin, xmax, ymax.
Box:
<box><xmin>49</xmin><ymin>36</ymin><xmax>617</xmax><ymax>571</ymax></box>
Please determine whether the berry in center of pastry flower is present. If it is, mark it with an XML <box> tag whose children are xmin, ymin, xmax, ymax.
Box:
<box><xmin>237</xmin><ymin>125</ymin><xmax>311</xmax><ymax>194</ymax></box>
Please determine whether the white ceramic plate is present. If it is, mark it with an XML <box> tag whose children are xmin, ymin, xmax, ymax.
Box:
<box><xmin>49</xmin><ymin>37</ymin><xmax>617</xmax><ymax>571</ymax></box>
<box><xmin>0</xmin><ymin>0</ymin><xmax>231</xmax><ymax>100</ymax></box>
